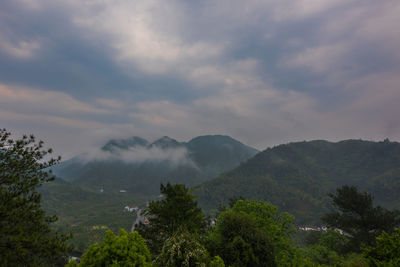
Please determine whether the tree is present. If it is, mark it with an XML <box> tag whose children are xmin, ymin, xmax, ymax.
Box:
<box><xmin>315</xmin><ymin>229</ymin><xmax>349</xmax><ymax>256</ymax></box>
<box><xmin>207</xmin><ymin>200</ymin><xmax>296</xmax><ymax>267</ymax></box>
<box><xmin>207</xmin><ymin>209</ymin><xmax>276</xmax><ymax>267</ymax></box>
<box><xmin>232</xmin><ymin>199</ymin><xmax>296</xmax><ymax>265</ymax></box>
<box><xmin>231</xmin><ymin>200</ymin><xmax>294</xmax><ymax>249</ymax></box>
<box><xmin>70</xmin><ymin>229</ymin><xmax>152</xmax><ymax>266</ymax></box>
<box><xmin>322</xmin><ymin>185</ymin><xmax>400</xmax><ymax>252</ymax></box>
<box><xmin>154</xmin><ymin>228</ymin><xmax>210</xmax><ymax>267</ymax></box>
<box><xmin>301</xmin><ymin>230</ymin><xmax>350</xmax><ymax>266</ymax></box>
<box><xmin>209</xmin><ymin>256</ymin><xmax>225</xmax><ymax>267</ymax></box>
<box><xmin>0</xmin><ymin>129</ymin><xmax>70</xmax><ymax>266</ymax></box>
<box><xmin>363</xmin><ymin>228</ymin><xmax>400</xmax><ymax>266</ymax></box>
<box><xmin>136</xmin><ymin>183</ymin><xmax>206</xmax><ymax>255</ymax></box>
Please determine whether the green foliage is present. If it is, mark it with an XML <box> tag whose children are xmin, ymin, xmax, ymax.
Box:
<box><xmin>341</xmin><ymin>254</ymin><xmax>369</xmax><ymax>267</ymax></box>
<box><xmin>232</xmin><ymin>200</ymin><xmax>295</xmax><ymax>251</ymax></box>
<box><xmin>0</xmin><ymin>129</ymin><xmax>70</xmax><ymax>266</ymax></box>
<box><xmin>295</xmin><ymin>232</ymin><xmax>365</xmax><ymax>266</ymax></box>
<box><xmin>198</xmin><ymin>139</ymin><xmax>400</xmax><ymax>225</ymax></box>
<box><xmin>302</xmin><ymin>244</ymin><xmax>344</xmax><ymax>266</ymax></box>
<box><xmin>154</xmin><ymin>229</ymin><xmax>210</xmax><ymax>267</ymax></box>
<box><xmin>137</xmin><ymin>183</ymin><xmax>206</xmax><ymax>255</ymax></box>
<box><xmin>322</xmin><ymin>186</ymin><xmax>400</xmax><ymax>252</ymax></box>
<box><xmin>39</xmin><ymin>178</ymin><xmax>146</xmax><ymax>251</ymax></box>
<box><xmin>207</xmin><ymin>209</ymin><xmax>276</xmax><ymax>267</ymax></box>
<box><xmin>208</xmin><ymin>200</ymin><xmax>296</xmax><ymax>266</ymax></box>
<box><xmin>209</xmin><ymin>256</ymin><xmax>225</xmax><ymax>267</ymax></box>
<box><xmin>72</xmin><ymin>229</ymin><xmax>152</xmax><ymax>266</ymax></box>
<box><xmin>317</xmin><ymin>230</ymin><xmax>350</xmax><ymax>255</ymax></box>
<box><xmin>303</xmin><ymin>230</ymin><xmax>323</xmax><ymax>247</ymax></box>
<box><xmin>363</xmin><ymin>228</ymin><xmax>400</xmax><ymax>266</ymax></box>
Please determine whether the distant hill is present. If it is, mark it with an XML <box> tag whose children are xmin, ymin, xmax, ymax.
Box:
<box><xmin>52</xmin><ymin>135</ymin><xmax>258</xmax><ymax>195</ymax></box>
<box><xmin>197</xmin><ymin>139</ymin><xmax>400</xmax><ymax>225</ymax></box>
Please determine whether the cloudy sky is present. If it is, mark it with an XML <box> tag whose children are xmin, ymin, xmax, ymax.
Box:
<box><xmin>1</xmin><ymin>0</ymin><xmax>399</xmax><ymax>158</ymax></box>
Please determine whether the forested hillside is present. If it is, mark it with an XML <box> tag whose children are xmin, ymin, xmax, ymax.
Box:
<box><xmin>198</xmin><ymin>139</ymin><xmax>400</xmax><ymax>224</ymax></box>
<box><xmin>39</xmin><ymin>178</ymin><xmax>147</xmax><ymax>250</ymax></box>
<box><xmin>53</xmin><ymin>135</ymin><xmax>258</xmax><ymax>195</ymax></box>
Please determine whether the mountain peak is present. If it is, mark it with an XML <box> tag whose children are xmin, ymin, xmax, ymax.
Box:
<box><xmin>102</xmin><ymin>136</ymin><xmax>149</xmax><ymax>152</ymax></box>
<box><xmin>150</xmin><ymin>136</ymin><xmax>183</xmax><ymax>149</ymax></box>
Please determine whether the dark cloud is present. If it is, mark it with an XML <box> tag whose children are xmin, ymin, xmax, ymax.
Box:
<box><xmin>1</xmin><ymin>0</ymin><xmax>399</xmax><ymax>158</ymax></box>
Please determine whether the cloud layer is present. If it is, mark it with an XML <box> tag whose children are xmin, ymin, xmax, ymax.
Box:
<box><xmin>1</xmin><ymin>0</ymin><xmax>400</xmax><ymax>158</ymax></box>
<box><xmin>78</xmin><ymin>145</ymin><xmax>194</xmax><ymax>167</ymax></box>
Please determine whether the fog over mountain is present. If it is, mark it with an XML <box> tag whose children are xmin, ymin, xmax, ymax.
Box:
<box><xmin>1</xmin><ymin>1</ymin><xmax>399</xmax><ymax>158</ymax></box>
<box><xmin>78</xmin><ymin>136</ymin><xmax>194</xmax><ymax>166</ymax></box>
<box><xmin>53</xmin><ymin>135</ymin><xmax>258</xmax><ymax>194</ymax></box>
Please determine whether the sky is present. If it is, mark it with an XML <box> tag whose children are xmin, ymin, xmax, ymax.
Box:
<box><xmin>1</xmin><ymin>0</ymin><xmax>400</xmax><ymax>159</ymax></box>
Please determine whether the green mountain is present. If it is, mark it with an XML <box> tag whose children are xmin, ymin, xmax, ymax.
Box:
<box><xmin>197</xmin><ymin>139</ymin><xmax>400</xmax><ymax>225</ymax></box>
<box><xmin>53</xmin><ymin>135</ymin><xmax>258</xmax><ymax>195</ymax></box>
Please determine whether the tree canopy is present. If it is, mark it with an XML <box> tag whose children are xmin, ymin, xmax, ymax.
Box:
<box><xmin>207</xmin><ymin>200</ymin><xmax>296</xmax><ymax>267</ymax></box>
<box><xmin>136</xmin><ymin>183</ymin><xmax>206</xmax><ymax>255</ymax></box>
<box><xmin>363</xmin><ymin>228</ymin><xmax>400</xmax><ymax>266</ymax></box>
<box><xmin>0</xmin><ymin>129</ymin><xmax>70</xmax><ymax>266</ymax></box>
<box><xmin>322</xmin><ymin>185</ymin><xmax>400</xmax><ymax>252</ymax></box>
<box><xmin>70</xmin><ymin>229</ymin><xmax>152</xmax><ymax>266</ymax></box>
<box><xmin>154</xmin><ymin>229</ymin><xmax>210</xmax><ymax>267</ymax></box>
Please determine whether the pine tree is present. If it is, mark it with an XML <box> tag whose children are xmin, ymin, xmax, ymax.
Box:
<box><xmin>322</xmin><ymin>185</ymin><xmax>400</xmax><ymax>252</ymax></box>
<box><xmin>136</xmin><ymin>183</ymin><xmax>206</xmax><ymax>256</ymax></box>
<box><xmin>0</xmin><ymin>129</ymin><xmax>70</xmax><ymax>266</ymax></box>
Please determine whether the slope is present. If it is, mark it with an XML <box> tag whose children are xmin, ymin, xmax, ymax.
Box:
<box><xmin>197</xmin><ymin>139</ymin><xmax>400</xmax><ymax>225</ymax></box>
<box><xmin>39</xmin><ymin>178</ymin><xmax>147</xmax><ymax>250</ymax></box>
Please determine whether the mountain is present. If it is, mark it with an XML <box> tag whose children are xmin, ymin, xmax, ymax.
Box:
<box><xmin>149</xmin><ymin>136</ymin><xmax>184</xmax><ymax>149</ymax></box>
<box><xmin>52</xmin><ymin>135</ymin><xmax>258</xmax><ymax>195</ymax></box>
<box><xmin>102</xmin><ymin>136</ymin><xmax>149</xmax><ymax>152</ymax></box>
<box><xmin>197</xmin><ymin>139</ymin><xmax>400</xmax><ymax>225</ymax></box>
<box><xmin>187</xmin><ymin>135</ymin><xmax>258</xmax><ymax>177</ymax></box>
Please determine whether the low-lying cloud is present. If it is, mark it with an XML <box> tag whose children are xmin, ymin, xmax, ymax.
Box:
<box><xmin>78</xmin><ymin>145</ymin><xmax>196</xmax><ymax>167</ymax></box>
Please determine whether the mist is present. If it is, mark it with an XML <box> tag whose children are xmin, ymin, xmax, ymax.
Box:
<box><xmin>77</xmin><ymin>145</ymin><xmax>196</xmax><ymax>167</ymax></box>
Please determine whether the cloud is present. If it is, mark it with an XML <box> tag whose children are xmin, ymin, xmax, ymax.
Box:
<box><xmin>1</xmin><ymin>0</ymin><xmax>400</xmax><ymax>158</ymax></box>
<box><xmin>0</xmin><ymin>35</ymin><xmax>41</xmax><ymax>59</ymax></box>
<box><xmin>95</xmin><ymin>98</ymin><xmax>126</xmax><ymax>110</ymax></box>
<box><xmin>14</xmin><ymin>0</ymin><xmax>42</xmax><ymax>10</ymax></box>
<box><xmin>280</xmin><ymin>43</ymin><xmax>349</xmax><ymax>74</ymax></box>
<box><xmin>78</xmin><ymin>145</ymin><xmax>196</xmax><ymax>167</ymax></box>
<box><xmin>0</xmin><ymin>108</ymin><xmax>104</xmax><ymax>129</ymax></box>
<box><xmin>71</xmin><ymin>0</ymin><xmax>224</xmax><ymax>74</ymax></box>
<box><xmin>0</xmin><ymin>84</ymin><xmax>111</xmax><ymax>116</ymax></box>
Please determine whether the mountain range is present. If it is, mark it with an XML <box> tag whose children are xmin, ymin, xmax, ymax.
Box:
<box><xmin>52</xmin><ymin>135</ymin><xmax>258</xmax><ymax>195</ymax></box>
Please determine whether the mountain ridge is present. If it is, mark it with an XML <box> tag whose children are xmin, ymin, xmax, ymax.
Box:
<box><xmin>197</xmin><ymin>139</ymin><xmax>400</xmax><ymax>224</ymax></box>
<box><xmin>52</xmin><ymin>135</ymin><xmax>259</xmax><ymax>195</ymax></box>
